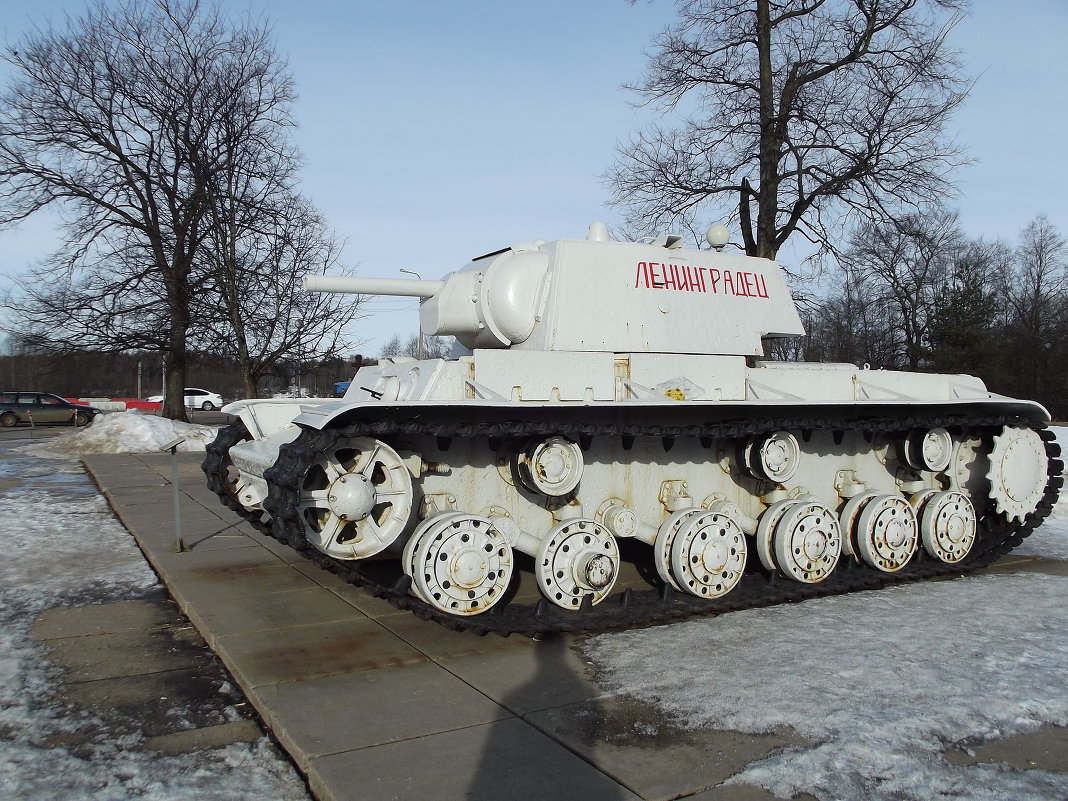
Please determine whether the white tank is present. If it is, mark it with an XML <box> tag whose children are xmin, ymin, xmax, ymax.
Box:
<box><xmin>203</xmin><ymin>223</ymin><xmax>1062</xmax><ymax>634</ymax></box>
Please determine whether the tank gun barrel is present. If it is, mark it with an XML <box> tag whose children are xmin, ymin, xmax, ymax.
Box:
<box><xmin>303</xmin><ymin>275</ymin><xmax>444</xmax><ymax>298</ymax></box>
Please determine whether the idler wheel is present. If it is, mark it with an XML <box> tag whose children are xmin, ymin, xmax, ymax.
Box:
<box><xmin>402</xmin><ymin>513</ymin><xmax>514</xmax><ymax>615</ymax></box>
<box><xmin>535</xmin><ymin>519</ymin><xmax>619</xmax><ymax>609</ymax></box>
<box><xmin>297</xmin><ymin>436</ymin><xmax>413</xmax><ymax>559</ymax></box>
<box><xmin>669</xmin><ymin>510</ymin><xmax>747</xmax><ymax>599</ymax></box>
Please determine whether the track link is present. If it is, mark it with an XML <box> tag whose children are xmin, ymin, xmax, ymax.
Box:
<box><xmin>203</xmin><ymin>413</ymin><xmax>1063</xmax><ymax>636</ymax></box>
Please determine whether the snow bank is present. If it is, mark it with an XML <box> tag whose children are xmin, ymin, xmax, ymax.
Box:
<box><xmin>24</xmin><ymin>410</ymin><xmax>219</xmax><ymax>456</ymax></box>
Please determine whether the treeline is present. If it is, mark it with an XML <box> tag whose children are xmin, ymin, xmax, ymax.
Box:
<box><xmin>786</xmin><ymin>211</ymin><xmax>1068</xmax><ymax>419</ymax></box>
<box><xmin>0</xmin><ymin>344</ymin><xmax>371</xmax><ymax>401</ymax></box>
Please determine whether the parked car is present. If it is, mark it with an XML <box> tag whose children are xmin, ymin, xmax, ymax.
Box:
<box><xmin>0</xmin><ymin>391</ymin><xmax>103</xmax><ymax>427</ymax></box>
<box><xmin>146</xmin><ymin>387</ymin><xmax>224</xmax><ymax>411</ymax></box>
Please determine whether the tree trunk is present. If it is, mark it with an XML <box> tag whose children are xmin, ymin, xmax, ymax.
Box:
<box><xmin>755</xmin><ymin>0</ymin><xmax>780</xmax><ymax>260</ymax></box>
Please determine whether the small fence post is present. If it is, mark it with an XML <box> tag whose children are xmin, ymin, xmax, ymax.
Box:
<box><xmin>160</xmin><ymin>436</ymin><xmax>188</xmax><ymax>553</ymax></box>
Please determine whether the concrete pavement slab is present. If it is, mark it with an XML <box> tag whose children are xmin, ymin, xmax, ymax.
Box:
<box><xmin>36</xmin><ymin>619</ymin><xmax>212</xmax><ymax>682</ymax></box>
<box><xmin>90</xmin><ymin>469</ymin><xmax>169</xmax><ymax>489</ymax></box>
<box><xmin>213</xmin><ymin>616</ymin><xmax>428</xmax><ymax>688</ymax></box>
<box><xmin>34</xmin><ymin>597</ymin><xmax>174</xmax><ymax>639</ymax></box>
<box><xmin>28</xmin><ymin>595</ymin><xmax>275</xmax><ymax>762</ymax></box>
<box><xmin>147</xmin><ymin>539</ymin><xmax>287</xmax><ymax>571</ymax></box>
<box><xmin>167</xmin><ymin>528</ymin><xmax>260</xmax><ymax>552</ymax></box>
<box><xmin>164</xmin><ymin>562</ymin><xmax>324</xmax><ymax>611</ymax></box>
<box><xmin>440</xmin><ymin>634</ymin><xmax>603</xmax><ymax>716</ymax></box>
<box><xmin>110</xmin><ymin>504</ymin><xmax>233</xmax><ymax>531</ymax></box>
<box><xmin>137</xmin><ymin>719</ymin><xmax>265</xmax><ymax>755</ymax></box>
<box><xmin>524</xmin><ymin>694</ymin><xmax>812</xmax><ymax>801</ymax></box>
<box><xmin>261</xmin><ymin>534</ymin><xmax>325</xmax><ymax>565</ymax></box>
<box><xmin>306</xmin><ymin>717</ymin><xmax>642</xmax><ymax>801</ymax></box>
<box><xmin>976</xmin><ymin>554</ymin><xmax>1068</xmax><ymax>577</ymax></box>
<box><xmin>372</xmin><ymin>609</ymin><xmax>538</xmax><ymax>661</ymax></box>
<box><xmin>321</xmin><ymin>578</ymin><xmax>415</xmax><ymax>619</ymax></box>
<box><xmin>192</xmin><ymin>586</ymin><xmax>368</xmax><ymax>639</ymax></box>
<box><xmin>61</xmin><ymin>666</ymin><xmax>239</xmax><ymax>736</ymax></box>
<box><xmin>249</xmin><ymin>660</ymin><xmax>512</xmax><ymax>768</ymax></box>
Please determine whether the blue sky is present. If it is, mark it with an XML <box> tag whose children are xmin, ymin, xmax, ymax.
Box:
<box><xmin>1</xmin><ymin>0</ymin><xmax>1066</xmax><ymax>356</ymax></box>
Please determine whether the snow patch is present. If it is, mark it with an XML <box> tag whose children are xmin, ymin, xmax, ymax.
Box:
<box><xmin>0</xmin><ymin>450</ymin><xmax>308</xmax><ymax>800</ymax></box>
<box><xmin>586</xmin><ymin>570</ymin><xmax>1068</xmax><ymax>801</ymax></box>
<box><xmin>19</xmin><ymin>410</ymin><xmax>218</xmax><ymax>456</ymax></box>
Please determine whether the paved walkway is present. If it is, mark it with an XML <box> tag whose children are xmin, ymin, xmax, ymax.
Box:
<box><xmin>82</xmin><ymin>451</ymin><xmax>1067</xmax><ymax>801</ymax></box>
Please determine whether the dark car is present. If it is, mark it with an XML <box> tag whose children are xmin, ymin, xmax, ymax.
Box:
<box><xmin>0</xmin><ymin>391</ymin><xmax>103</xmax><ymax>427</ymax></box>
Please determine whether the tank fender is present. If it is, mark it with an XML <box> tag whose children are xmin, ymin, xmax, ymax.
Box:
<box><xmin>222</xmin><ymin>398</ymin><xmax>333</xmax><ymax>440</ymax></box>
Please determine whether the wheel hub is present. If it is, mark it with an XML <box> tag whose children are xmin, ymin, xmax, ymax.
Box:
<box><xmin>802</xmin><ymin>528</ymin><xmax>829</xmax><ymax>560</ymax></box>
<box><xmin>535</xmin><ymin>519</ymin><xmax>619</xmax><ymax>608</ymax></box>
<box><xmin>451</xmin><ymin>546</ymin><xmax>491</xmax><ymax>589</ymax></box>
<box><xmin>577</xmin><ymin>552</ymin><xmax>615</xmax><ymax>589</ymax></box>
<box><xmin>327</xmin><ymin>474</ymin><xmax>375</xmax><ymax>521</ymax></box>
<box><xmin>884</xmin><ymin>518</ymin><xmax>909</xmax><ymax>549</ymax></box>
<box><xmin>699</xmin><ymin>538</ymin><xmax>729</xmax><ymax>573</ymax></box>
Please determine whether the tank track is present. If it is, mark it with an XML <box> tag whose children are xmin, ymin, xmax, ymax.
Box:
<box><xmin>203</xmin><ymin>412</ymin><xmax>1063</xmax><ymax>636</ymax></box>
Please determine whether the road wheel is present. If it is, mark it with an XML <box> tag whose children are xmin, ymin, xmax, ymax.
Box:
<box><xmin>74</xmin><ymin>411</ymin><xmax>91</xmax><ymax>426</ymax></box>
<box><xmin>0</xmin><ymin>412</ymin><xmax>17</xmax><ymax>428</ymax></box>
<box><xmin>201</xmin><ymin>401</ymin><xmax>216</xmax><ymax>411</ymax></box>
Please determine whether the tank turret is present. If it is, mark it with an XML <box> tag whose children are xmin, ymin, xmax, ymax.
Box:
<box><xmin>204</xmin><ymin>221</ymin><xmax>1060</xmax><ymax>636</ymax></box>
<box><xmin>307</xmin><ymin>222</ymin><xmax>804</xmax><ymax>356</ymax></box>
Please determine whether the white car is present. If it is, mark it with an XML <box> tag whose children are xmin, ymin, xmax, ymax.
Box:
<box><xmin>147</xmin><ymin>387</ymin><xmax>224</xmax><ymax>411</ymax></box>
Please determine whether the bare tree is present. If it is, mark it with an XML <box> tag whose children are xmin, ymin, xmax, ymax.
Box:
<box><xmin>0</xmin><ymin>0</ymin><xmax>295</xmax><ymax>419</ymax></box>
<box><xmin>380</xmin><ymin>333</ymin><xmax>454</xmax><ymax>360</ymax></box>
<box><xmin>803</xmin><ymin>268</ymin><xmax>900</xmax><ymax>367</ymax></box>
<box><xmin>1003</xmin><ymin>214</ymin><xmax>1068</xmax><ymax>403</ymax></box>
<box><xmin>199</xmin><ymin>191</ymin><xmax>365</xmax><ymax>398</ymax></box>
<box><xmin>608</xmin><ymin>0</ymin><xmax>971</xmax><ymax>259</ymax></box>
<box><xmin>840</xmin><ymin>208</ymin><xmax>961</xmax><ymax>369</ymax></box>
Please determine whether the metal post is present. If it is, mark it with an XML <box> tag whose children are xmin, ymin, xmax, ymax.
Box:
<box><xmin>161</xmin><ymin>437</ymin><xmax>188</xmax><ymax>552</ymax></box>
